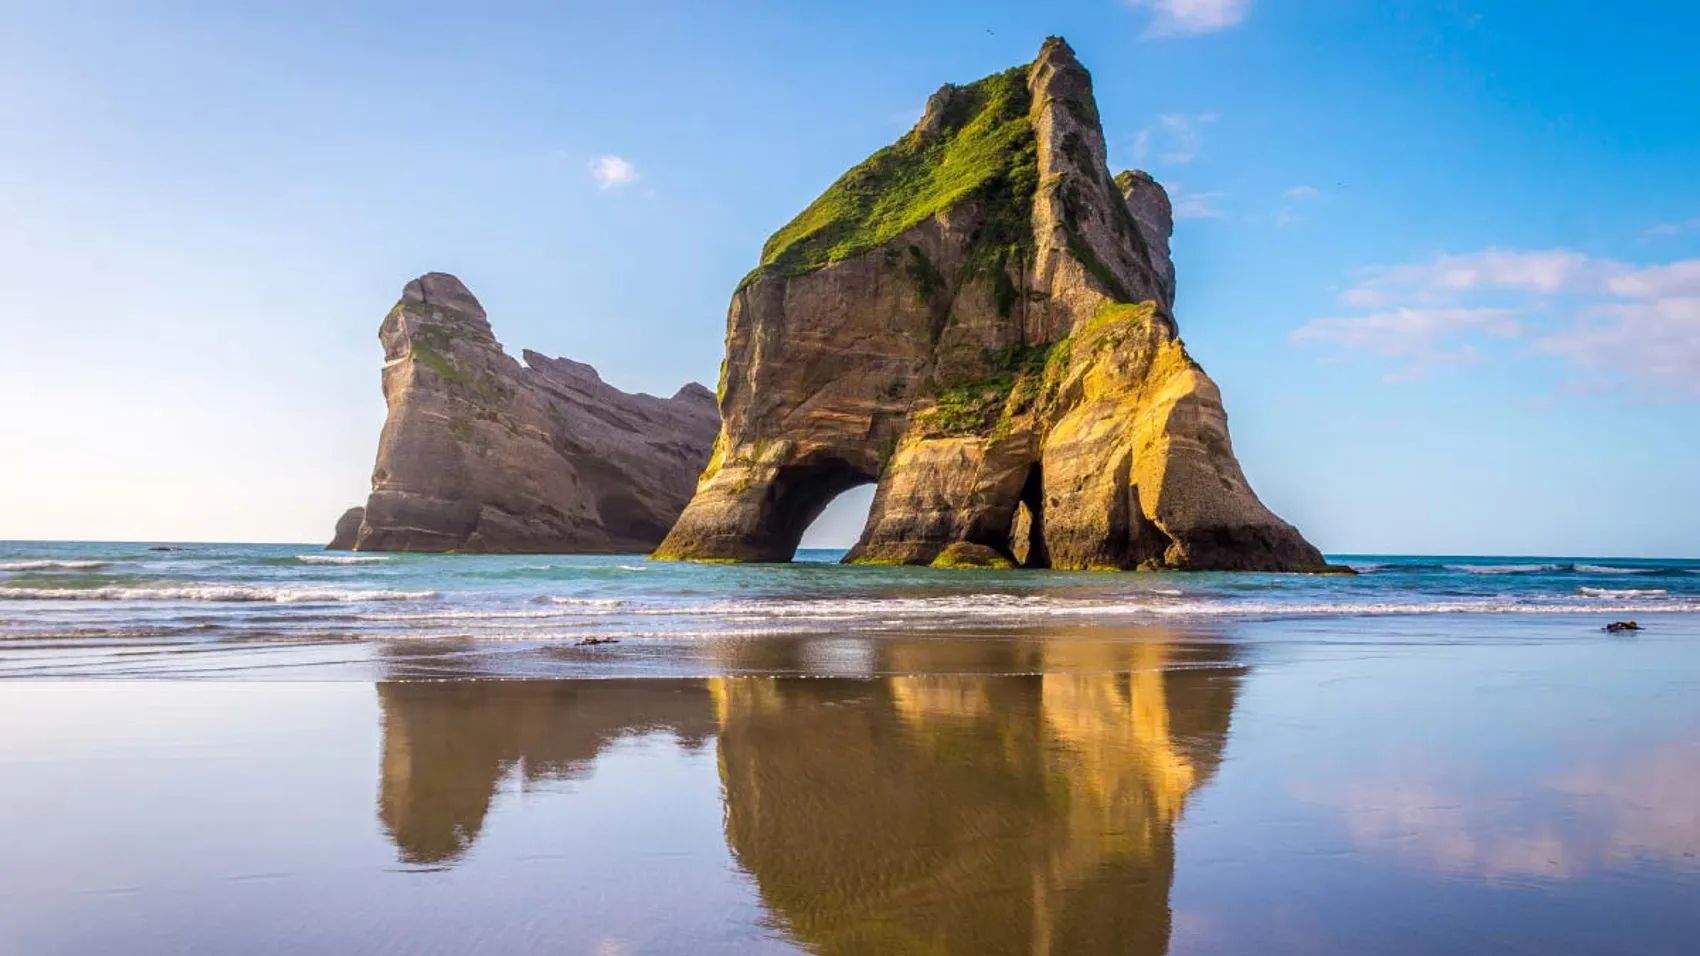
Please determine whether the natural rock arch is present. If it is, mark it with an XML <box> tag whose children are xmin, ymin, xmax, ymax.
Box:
<box><xmin>723</xmin><ymin>455</ymin><xmax>879</xmax><ymax>564</ymax></box>
<box><xmin>656</xmin><ymin>38</ymin><xmax>1328</xmax><ymax>572</ymax></box>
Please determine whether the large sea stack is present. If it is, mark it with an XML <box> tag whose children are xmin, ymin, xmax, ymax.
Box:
<box><xmin>333</xmin><ymin>273</ymin><xmax>718</xmax><ymax>553</ymax></box>
<box><xmin>656</xmin><ymin>38</ymin><xmax>1327</xmax><ymax>571</ymax></box>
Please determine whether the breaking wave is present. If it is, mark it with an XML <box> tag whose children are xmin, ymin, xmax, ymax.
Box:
<box><xmin>1579</xmin><ymin>587</ymin><xmax>1669</xmax><ymax>598</ymax></box>
<box><xmin>0</xmin><ymin>586</ymin><xmax>437</xmax><ymax>603</ymax></box>
<box><xmin>296</xmin><ymin>555</ymin><xmax>391</xmax><ymax>566</ymax></box>
<box><xmin>1445</xmin><ymin>564</ymin><xmax>1565</xmax><ymax>575</ymax></box>
<box><xmin>0</xmin><ymin>560</ymin><xmax>111</xmax><ymax>571</ymax></box>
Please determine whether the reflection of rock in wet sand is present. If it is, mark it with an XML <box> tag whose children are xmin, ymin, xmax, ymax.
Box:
<box><xmin>376</xmin><ymin>681</ymin><xmax>715</xmax><ymax>864</ymax></box>
<box><xmin>712</xmin><ymin>642</ymin><xmax>1242</xmax><ymax>956</ymax></box>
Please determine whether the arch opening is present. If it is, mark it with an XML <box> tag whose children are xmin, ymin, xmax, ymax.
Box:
<box><xmin>761</xmin><ymin>458</ymin><xmax>876</xmax><ymax>563</ymax></box>
<box><xmin>798</xmin><ymin>484</ymin><xmax>878</xmax><ymax>560</ymax></box>
<box><xmin>1009</xmin><ymin>463</ymin><xmax>1050</xmax><ymax>569</ymax></box>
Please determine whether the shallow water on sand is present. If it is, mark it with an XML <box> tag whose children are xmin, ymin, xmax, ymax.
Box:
<box><xmin>3</xmin><ymin>612</ymin><xmax>1699</xmax><ymax>954</ymax></box>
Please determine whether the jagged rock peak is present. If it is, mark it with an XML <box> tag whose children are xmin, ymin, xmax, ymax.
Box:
<box><xmin>655</xmin><ymin>40</ymin><xmax>1331</xmax><ymax>572</ymax></box>
<box><xmin>403</xmin><ymin>272</ymin><xmax>489</xmax><ymax>327</ymax></box>
<box><xmin>338</xmin><ymin>273</ymin><xmax>718</xmax><ymax>554</ymax></box>
<box><xmin>1116</xmin><ymin>170</ymin><xmax>1176</xmax><ymax>310</ymax></box>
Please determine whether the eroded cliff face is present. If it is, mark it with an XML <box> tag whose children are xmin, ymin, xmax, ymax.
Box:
<box><xmin>656</xmin><ymin>37</ymin><xmax>1326</xmax><ymax>571</ymax></box>
<box><xmin>326</xmin><ymin>506</ymin><xmax>365</xmax><ymax>550</ymax></box>
<box><xmin>346</xmin><ymin>273</ymin><xmax>718</xmax><ymax>553</ymax></box>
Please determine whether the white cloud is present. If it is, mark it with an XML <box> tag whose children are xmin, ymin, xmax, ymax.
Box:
<box><xmin>1295</xmin><ymin>246</ymin><xmax>1700</xmax><ymax>398</ymax></box>
<box><xmin>1605</xmin><ymin>260</ymin><xmax>1700</xmax><ymax>299</ymax></box>
<box><xmin>587</xmin><ymin>155</ymin><xmax>640</xmax><ymax>191</ymax></box>
<box><xmin>1168</xmin><ymin>186</ymin><xmax>1228</xmax><ymax>220</ymax></box>
<box><xmin>1642</xmin><ymin>217</ymin><xmax>1700</xmax><ymax>240</ymax></box>
<box><xmin>1126</xmin><ymin>0</ymin><xmax>1251</xmax><ymax>37</ymax></box>
<box><xmin>1536</xmin><ymin>297</ymin><xmax>1700</xmax><ymax>399</ymax></box>
<box><xmin>1132</xmin><ymin>112</ymin><xmax>1216</xmax><ymax>165</ymax></box>
<box><xmin>1350</xmin><ymin>248</ymin><xmax>1599</xmax><ymax>301</ymax></box>
<box><xmin>1292</xmin><ymin>307</ymin><xmax>1523</xmax><ymax>382</ymax></box>
<box><xmin>1276</xmin><ymin>185</ymin><xmax>1322</xmax><ymax>226</ymax></box>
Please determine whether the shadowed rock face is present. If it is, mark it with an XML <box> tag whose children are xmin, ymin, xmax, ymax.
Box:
<box><xmin>345</xmin><ymin>273</ymin><xmax>719</xmax><ymax>553</ymax></box>
<box><xmin>326</xmin><ymin>506</ymin><xmax>365</xmax><ymax>550</ymax></box>
<box><xmin>655</xmin><ymin>37</ymin><xmax>1326</xmax><ymax>571</ymax></box>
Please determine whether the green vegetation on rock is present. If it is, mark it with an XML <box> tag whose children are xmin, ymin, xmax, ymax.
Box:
<box><xmin>1113</xmin><ymin>169</ymin><xmax>1149</xmax><ymax>193</ymax></box>
<box><xmin>412</xmin><ymin>345</ymin><xmax>471</xmax><ymax>387</ymax></box>
<box><xmin>902</xmin><ymin>245</ymin><xmax>944</xmax><ymax>305</ymax></box>
<box><xmin>930</xmin><ymin>542</ymin><xmax>1016</xmax><ymax>569</ymax></box>
<box><xmin>743</xmin><ymin>66</ymin><xmax>1038</xmax><ymax>287</ymax></box>
<box><xmin>915</xmin><ymin>340</ymin><xmax>1071</xmax><ymax>438</ymax></box>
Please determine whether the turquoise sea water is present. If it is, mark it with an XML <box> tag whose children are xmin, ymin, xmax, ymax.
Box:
<box><xmin>3</xmin><ymin>542</ymin><xmax>1698</xmax><ymax>642</ymax></box>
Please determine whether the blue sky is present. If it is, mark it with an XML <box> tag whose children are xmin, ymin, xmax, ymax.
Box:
<box><xmin>1</xmin><ymin>0</ymin><xmax>1696</xmax><ymax>555</ymax></box>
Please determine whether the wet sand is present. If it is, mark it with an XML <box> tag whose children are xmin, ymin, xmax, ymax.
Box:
<box><xmin>2</xmin><ymin>617</ymin><xmax>1698</xmax><ymax>954</ymax></box>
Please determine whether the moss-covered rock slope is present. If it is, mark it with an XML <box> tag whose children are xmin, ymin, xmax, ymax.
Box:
<box><xmin>655</xmin><ymin>38</ymin><xmax>1328</xmax><ymax>571</ymax></box>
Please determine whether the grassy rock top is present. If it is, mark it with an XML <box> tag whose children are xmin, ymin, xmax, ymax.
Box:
<box><xmin>743</xmin><ymin>66</ymin><xmax>1038</xmax><ymax>287</ymax></box>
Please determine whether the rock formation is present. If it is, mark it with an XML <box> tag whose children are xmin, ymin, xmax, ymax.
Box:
<box><xmin>656</xmin><ymin>37</ymin><xmax>1328</xmax><ymax>571</ymax></box>
<box><xmin>340</xmin><ymin>273</ymin><xmax>718</xmax><ymax>553</ymax></box>
<box><xmin>326</xmin><ymin>506</ymin><xmax>365</xmax><ymax>550</ymax></box>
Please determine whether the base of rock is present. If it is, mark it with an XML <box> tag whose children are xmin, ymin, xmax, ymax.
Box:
<box><xmin>327</xmin><ymin>506</ymin><xmax>365</xmax><ymax>551</ymax></box>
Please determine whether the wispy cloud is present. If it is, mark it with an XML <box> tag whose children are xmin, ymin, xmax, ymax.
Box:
<box><xmin>588</xmin><ymin>155</ymin><xmax>640</xmax><ymax>191</ymax></box>
<box><xmin>1642</xmin><ymin>217</ymin><xmax>1700</xmax><ymax>240</ymax></box>
<box><xmin>1132</xmin><ymin>113</ymin><xmax>1216</xmax><ymax>165</ymax></box>
<box><xmin>1293</xmin><ymin>247</ymin><xmax>1700</xmax><ymax>398</ymax></box>
<box><xmin>1125</xmin><ymin>0</ymin><xmax>1251</xmax><ymax>37</ymax></box>
<box><xmin>1275</xmin><ymin>184</ymin><xmax>1322</xmax><ymax>226</ymax></box>
<box><xmin>1168</xmin><ymin>185</ymin><xmax>1229</xmax><ymax>220</ymax></box>
<box><xmin>1292</xmin><ymin>307</ymin><xmax>1523</xmax><ymax>382</ymax></box>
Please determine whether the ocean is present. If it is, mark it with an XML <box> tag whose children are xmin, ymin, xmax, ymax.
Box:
<box><xmin>3</xmin><ymin>541</ymin><xmax>1698</xmax><ymax>954</ymax></box>
<box><xmin>3</xmin><ymin>541</ymin><xmax>1698</xmax><ymax>675</ymax></box>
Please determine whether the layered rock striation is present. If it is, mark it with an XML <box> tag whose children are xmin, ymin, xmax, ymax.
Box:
<box><xmin>657</xmin><ymin>37</ymin><xmax>1327</xmax><ymax>571</ymax></box>
<box><xmin>335</xmin><ymin>273</ymin><xmax>718</xmax><ymax>553</ymax></box>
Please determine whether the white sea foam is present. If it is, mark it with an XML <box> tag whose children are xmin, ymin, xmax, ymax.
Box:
<box><xmin>0</xmin><ymin>586</ymin><xmax>437</xmax><ymax>603</ymax></box>
<box><xmin>1574</xmin><ymin>564</ymin><xmax>1644</xmax><ymax>575</ymax></box>
<box><xmin>1446</xmin><ymin>564</ymin><xmax>1563</xmax><ymax>575</ymax></box>
<box><xmin>359</xmin><ymin>608</ymin><xmax>615</xmax><ymax>621</ymax></box>
<box><xmin>0</xmin><ymin>560</ymin><xmax>110</xmax><ymax>571</ymax></box>
<box><xmin>1578</xmin><ymin>587</ymin><xmax>1668</xmax><ymax>598</ymax></box>
<box><xmin>296</xmin><ymin>555</ymin><xmax>391</xmax><ymax>565</ymax></box>
<box><xmin>627</xmin><ymin>593</ymin><xmax>1700</xmax><ymax>623</ymax></box>
<box><xmin>617</xmin><ymin>565</ymin><xmax>648</xmax><ymax>572</ymax></box>
<box><xmin>534</xmin><ymin>596</ymin><xmax>627</xmax><ymax>607</ymax></box>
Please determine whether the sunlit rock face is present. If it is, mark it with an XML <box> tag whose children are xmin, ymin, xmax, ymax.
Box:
<box><xmin>346</xmin><ymin>272</ymin><xmax>719</xmax><ymax>553</ymax></box>
<box><xmin>711</xmin><ymin>642</ymin><xmax>1243</xmax><ymax>955</ymax></box>
<box><xmin>656</xmin><ymin>37</ymin><xmax>1325</xmax><ymax>571</ymax></box>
